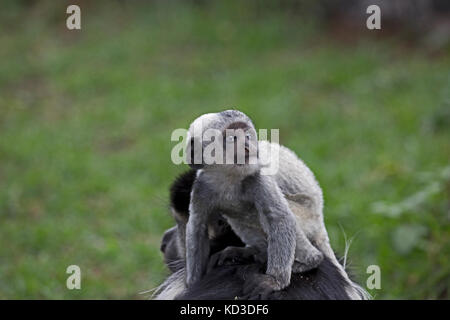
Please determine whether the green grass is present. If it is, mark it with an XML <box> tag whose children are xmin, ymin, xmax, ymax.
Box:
<box><xmin>0</xmin><ymin>1</ymin><xmax>449</xmax><ymax>299</ymax></box>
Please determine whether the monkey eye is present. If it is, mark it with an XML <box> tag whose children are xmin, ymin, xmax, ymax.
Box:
<box><xmin>245</xmin><ymin>133</ymin><xmax>252</xmax><ymax>140</ymax></box>
<box><xmin>226</xmin><ymin>135</ymin><xmax>235</xmax><ymax>143</ymax></box>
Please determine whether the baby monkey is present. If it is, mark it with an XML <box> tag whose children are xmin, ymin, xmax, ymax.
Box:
<box><xmin>185</xmin><ymin>110</ymin><xmax>337</xmax><ymax>298</ymax></box>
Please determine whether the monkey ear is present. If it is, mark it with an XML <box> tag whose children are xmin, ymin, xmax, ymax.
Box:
<box><xmin>186</xmin><ymin>137</ymin><xmax>204</xmax><ymax>169</ymax></box>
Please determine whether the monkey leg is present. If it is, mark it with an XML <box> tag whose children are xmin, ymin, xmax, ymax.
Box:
<box><xmin>292</xmin><ymin>224</ymin><xmax>323</xmax><ymax>273</ymax></box>
<box><xmin>285</xmin><ymin>199</ymin><xmax>324</xmax><ymax>273</ymax></box>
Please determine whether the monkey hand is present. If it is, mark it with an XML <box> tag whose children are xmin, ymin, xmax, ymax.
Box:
<box><xmin>241</xmin><ymin>273</ymin><xmax>283</xmax><ymax>300</ymax></box>
<box><xmin>208</xmin><ymin>246</ymin><xmax>257</xmax><ymax>271</ymax></box>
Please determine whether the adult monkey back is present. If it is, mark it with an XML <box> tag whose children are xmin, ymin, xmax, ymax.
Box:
<box><xmin>183</xmin><ymin>110</ymin><xmax>365</xmax><ymax>299</ymax></box>
<box><xmin>153</xmin><ymin>169</ymin><xmax>369</xmax><ymax>300</ymax></box>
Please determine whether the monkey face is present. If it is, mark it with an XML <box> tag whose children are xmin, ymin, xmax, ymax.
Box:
<box><xmin>222</xmin><ymin>122</ymin><xmax>258</xmax><ymax>167</ymax></box>
<box><xmin>186</xmin><ymin>110</ymin><xmax>260</xmax><ymax>173</ymax></box>
<box><xmin>160</xmin><ymin>226</ymin><xmax>181</xmax><ymax>272</ymax></box>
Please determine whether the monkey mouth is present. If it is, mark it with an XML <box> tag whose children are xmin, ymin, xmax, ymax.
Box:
<box><xmin>232</xmin><ymin>151</ymin><xmax>250</xmax><ymax>165</ymax></box>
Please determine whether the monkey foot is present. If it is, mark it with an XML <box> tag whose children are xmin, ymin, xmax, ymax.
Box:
<box><xmin>241</xmin><ymin>273</ymin><xmax>281</xmax><ymax>300</ymax></box>
<box><xmin>207</xmin><ymin>246</ymin><xmax>256</xmax><ymax>272</ymax></box>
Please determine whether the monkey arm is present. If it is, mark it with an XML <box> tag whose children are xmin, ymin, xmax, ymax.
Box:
<box><xmin>253</xmin><ymin>175</ymin><xmax>297</xmax><ymax>290</ymax></box>
<box><xmin>185</xmin><ymin>213</ymin><xmax>209</xmax><ymax>287</ymax></box>
<box><xmin>185</xmin><ymin>184</ymin><xmax>212</xmax><ymax>287</ymax></box>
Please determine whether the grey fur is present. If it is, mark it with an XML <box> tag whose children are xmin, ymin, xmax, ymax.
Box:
<box><xmin>185</xmin><ymin>110</ymin><xmax>331</xmax><ymax>291</ymax></box>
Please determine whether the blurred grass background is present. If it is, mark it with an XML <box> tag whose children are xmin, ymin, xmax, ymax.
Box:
<box><xmin>0</xmin><ymin>0</ymin><xmax>449</xmax><ymax>299</ymax></box>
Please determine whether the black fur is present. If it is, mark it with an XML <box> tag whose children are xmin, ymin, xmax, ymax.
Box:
<box><xmin>176</xmin><ymin>257</ymin><xmax>352</xmax><ymax>300</ymax></box>
<box><xmin>208</xmin><ymin>221</ymin><xmax>245</xmax><ymax>255</ymax></box>
<box><xmin>169</xmin><ymin>169</ymin><xmax>197</xmax><ymax>216</ymax></box>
